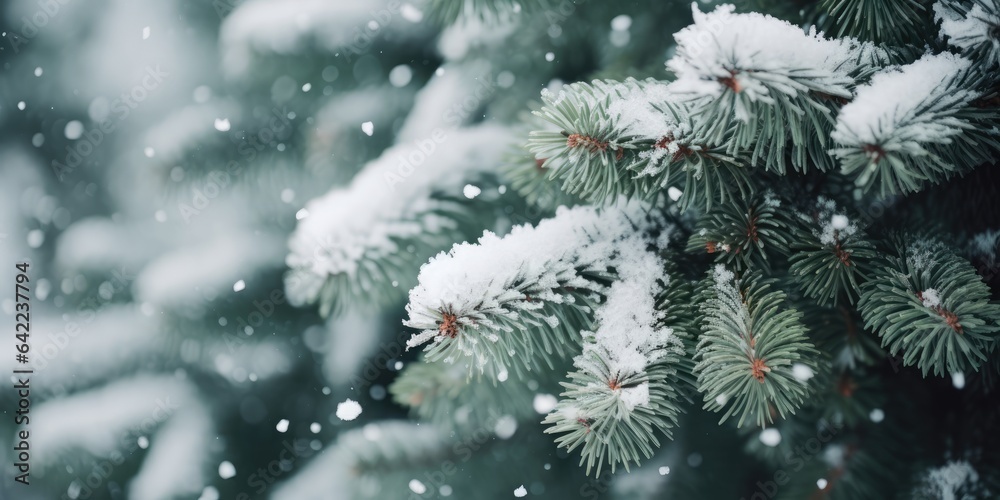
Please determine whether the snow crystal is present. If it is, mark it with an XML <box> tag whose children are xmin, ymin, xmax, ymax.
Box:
<box><xmin>833</xmin><ymin>53</ymin><xmax>974</xmax><ymax>146</ymax></box>
<box><xmin>335</xmin><ymin>399</ymin><xmax>362</xmax><ymax>421</ymax></box>
<box><xmin>276</xmin><ymin>419</ymin><xmax>289</xmax><ymax>433</ymax></box>
<box><xmin>668</xmin><ymin>4</ymin><xmax>873</xmax><ymax>106</ymax></box>
<box><xmin>137</xmin><ymin>436</ymin><xmax>149</xmax><ymax>449</ymax></box>
<box><xmin>495</xmin><ymin>415</ymin><xmax>518</xmax><ymax>439</ymax></box>
<box><xmin>759</xmin><ymin>428</ymin><xmax>782</xmax><ymax>447</ymax></box>
<box><xmin>533</xmin><ymin>394</ymin><xmax>558</xmax><ymax>414</ymax></box>
<box><xmin>361</xmin><ymin>121</ymin><xmax>374</xmax><ymax>136</ymax></box>
<box><xmin>658</xmin><ymin>466</ymin><xmax>671</xmax><ymax>475</ymax></box>
<box><xmin>233</xmin><ymin>279</ymin><xmax>246</xmax><ymax>292</ymax></box>
<box><xmin>463</xmin><ymin>184</ymin><xmax>481</xmax><ymax>199</ymax></box>
<box><xmin>64</xmin><ymin>121</ymin><xmax>84</xmax><ymax>140</ymax></box>
<box><xmin>817</xmin><ymin>478</ymin><xmax>828</xmax><ymax>489</ymax></box>
<box><xmin>514</xmin><ymin>485</ymin><xmax>527</xmax><ymax>497</ymax></box>
<box><xmin>310</xmin><ymin>422</ymin><xmax>321</xmax><ymax>433</ymax></box>
<box><xmin>808</xmin><ymin>198</ymin><xmax>857</xmax><ymax>247</ymax></box>
<box><xmin>952</xmin><ymin>372</ymin><xmax>965</xmax><ymax>389</ymax></box>
<box><xmin>409</xmin><ymin>479</ymin><xmax>427</xmax><ymax>494</ymax></box>
<box><xmin>920</xmin><ymin>288</ymin><xmax>942</xmax><ymax>308</ymax></box>
<box><xmin>218</xmin><ymin>461</ymin><xmax>236</xmax><ymax>479</ymax></box>
<box><xmin>214</xmin><ymin>118</ymin><xmax>230</xmax><ymax>131</ymax></box>
<box><xmin>792</xmin><ymin>363</ymin><xmax>814</xmax><ymax>382</ymax></box>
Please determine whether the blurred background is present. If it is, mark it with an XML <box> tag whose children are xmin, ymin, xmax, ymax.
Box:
<box><xmin>0</xmin><ymin>0</ymin><xmax>709</xmax><ymax>499</ymax></box>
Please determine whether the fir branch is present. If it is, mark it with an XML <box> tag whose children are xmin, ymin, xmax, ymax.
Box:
<box><xmin>527</xmin><ymin>78</ymin><xmax>749</xmax><ymax>211</ymax></box>
<box><xmin>935</xmin><ymin>0</ymin><xmax>1000</xmax><ymax>68</ymax></box>
<box><xmin>831</xmin><ymin>52</ymin><xmax>1000</xmax><ymax>196</ymax></box>
<box><xmin>667</xmin><ymin>4</ymin><xmax>891</xmax><ymax>173</ymax></box>
<box><xmin>686</xmin><ymin>192</ymin><xmax>792</xmax><ymax>271</ymax></box>
<box><xmin>789</xmin><ymin>197</ymin><xmax>877</xmax><ymax>305</ymax></box>
<box><xmin>820</xmin><ymin>0</ymin><xmax>933</xmax><ymax>45</ymax></box>
<box><xmin>543</xmin><ymin>251</ymin><xmax>690</xmax><ymax>476</ymax></box>
<box><xmin>695</xmin><ymin>266</ymin><xmax>820</xmax><ymax>427</ymax></box>
<box><xmin>403</xmin><ymin>202</ymin><xmax>662</xmax><ymax>377</ymax></box>
<box><xmin>858</xmin><ymin>238</ymin><xmax>1000</xmax><ymax>376</ymax></box>
<box><xmin>285</xmin><ymin>125</ymin><xmax>516</xmax><ymax>317</ymax></box>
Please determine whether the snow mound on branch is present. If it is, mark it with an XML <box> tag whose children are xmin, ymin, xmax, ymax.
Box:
<box><xmin>403</xmin><ymin>201</ymin><xmax>655</xmax><ymax>348</ymax></box>
<box><xmin>219</xmin><ymin>0</ymin><xmax>422</xmax><ymax>77</ymax></box>
<box><xmin>935</xmin><ymin>1</ymin><xmax>1000</xmax><ymax>56</ymax></box>
<box><xmin>576</xmin><ymin>241</ymin><xmax>680</xmax><ymax>410</ymax></box>
<box><xmin>832</xmin><ymin>53</ymin><xmax>974</xmax><ymax>146</ymax></box>
<box><xmin>668</xmin><ymin>4</ymin><xmax>875</xmax><ymax>103</ymax></box>
<box><xmin>285</xmin><ymin>124</ymin><xmax>515</xmax><ymax>307</ymax></box>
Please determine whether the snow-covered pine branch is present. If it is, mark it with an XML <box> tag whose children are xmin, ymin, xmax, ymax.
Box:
<box><xmin>935</xmin><ymin>0</ymin><xmax>1000</xmax><ymax>67</ymax></box>
<box><xmin>695</xmin><ymin>266</ymin><xmax>820</xmax><ymax>427</ymax></box>
<box><xmin>403</xmin><ymin>201</ymin><xmax>666</xmax><ymax>378</ymax></box>
<box><xmin>527</xmin><ymin>78</ymin><xmax>747</xmax><ymax>211</ymax></box>
<box><xmin>284</xmin><ymin>123</ymin><xmax>516</xmax><ymax>317</ymax></box>
<box><xmin>831</xmin><ymin>52</ymin><xmax>1000</xmax><ymax>196</ymax></box>
<box><xmin>543</xmin><ymin>248</ymin><xmax>689</xmax><ymax>476</ymax></box>
<box><xmin>668</xmin><ymin>4</ymin><xmax>890</xmax><ymax>173</ymax></box>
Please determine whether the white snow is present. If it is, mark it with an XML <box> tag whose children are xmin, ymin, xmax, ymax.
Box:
<box><xmin>792</xmin><ymin>363</ymin><xmax>815</xmax><ymax>382</ymax></box>
<box><xmin>935</xmin><ymin>1</ymin><xmax>1000</xmax><ymax>56</ymax></box>
<box><xmin>805</xmin><ymin>197</ymin><xmax>858</xmax><ymax>246</ymax></box>
<box><xmin>921</xmin><ymin>461</ymin><xmax>978</xmax><ymax>500</ymax></box>
<box><xmin>463</xmin><ymin>184</ymin><xmax>481</xmax><ymax>199</ymax></box>
<box><xmin>276</xmin><ymin>419</ymin><xmax>290</xmax><ymax>432</ymax></box>
<box><xmin>233</xmin><ymin>279</ymin><xmax>246</xmax><ymax>292</ymax></box>
<box><xmin>658</xmin><ymin>466</ymin><xmax>671</xmax><ymax>475</ymax></box>
<box><xmin>759</xmin><ymin>428</ymin><xmax>782</xmax><ymax>447</ymax></box>
<box><xmin>817</xmin><ymin>478</ymin><xmax>828</xmax><ymax>489</ymax></box>
<box><xmin>32</xmin><ymin>376</ymin><xmax>195</xmax><ymax>464</ymax></box>
<box><xmin>833</xmin><ymin>53</ymin><xmax>974</xmax><ymax>146</ymax></box>
<box><xmin>533</xmin><ymin>394</ymin><xmax>558</xmax><ymax>414</ymax></box>
<box><xmin>361</xmin><ymin>121</ymin><xmax>374</xmax><ymax>136</ymax></box>
<box><xmin>668</xmin><ymin>4</ymin><xmax>878</xmax><ymax>110</ymax></box>
<box><xmin>214</xmin><ymin>118</ymin><xmax>231</xmax><ymax>131</ymax></box>
<box><xmin>270</xmin><ymin>422</ymin><xmax>447</xmax><ymax>500</ymax></box>
<box><xmin>129</xmin><ymin>407</ymin><xmax>213</xmax><ymax>500</ymax></box>
<box><xmin>336</xmin><ymin>399</ymin><xmax>363</xmax><ymax>421</ymax></box>
<box><xmin>921</xmin><ymin>288</ymin><xmax>942</xmax><ymax>308</ymax></box>
<box><xmin>869</xmin><ymin>408</ymin><xmax>885</xmax><ymax>422</ymax></box>
<box><xmin>218</xmin><ymin>461</ymin><xmax>237</xmax><ymax>479</ymax></box>
<box><xmin>285</xmin><ymin>124</ymin><xmax>515</xmax><ymax>307</ymax></box>
<box><xmin>514</xmin><ymin>485</ymin><xmax>528</xmax><ymax>497</ymax></box>
<box><xmin>952</xmin><ymin>372</ymin><xmax>965</xmax><ymax>389</ymax></box>
<box><xmin>409</xmin><ymin>479</ymin><xmax>427</xmax><ymax>494</ymax></box>
<box><xmin>404</xmin><ymin>202</ymin><xmax>652</xmax><ymax>359</ymax></box>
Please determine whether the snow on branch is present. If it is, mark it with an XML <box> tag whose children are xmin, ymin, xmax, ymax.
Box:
<box><xmin>935</xmin><ymin>0</ymin><xmax>1000</xmax><ymax>67</ymax></box>
<box><xmin>543</xmin><ymin>243</ymin><xmax>687</xmax><ymax>475</ymax></box>
<box><xmin>403</xmin><ymin>201</ymin><xmax>666</xmax><ymax>377</ymax></box>
<box><xmin>285</xmin><ymin>124</ymin><xmax>516</xmax><ymax>316</ymax></box>
<box><xmin>219</xmin><ymin>0</ymin><xmax>425</xmax><ymax>77</ymax></box>
<box><xmin>667</xmin><ymin>4</ymin><xmax>890</xmax><ymax>172</ymax></box>
<box><xmin>527</xmin><ymin>78</ymin><xmax>745</xmax><ymax>210</ymax></box>
<box><xmin>831</xmin><ymin>52</ymin><xmax>999</xmax><ymax>195</ymax></box>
